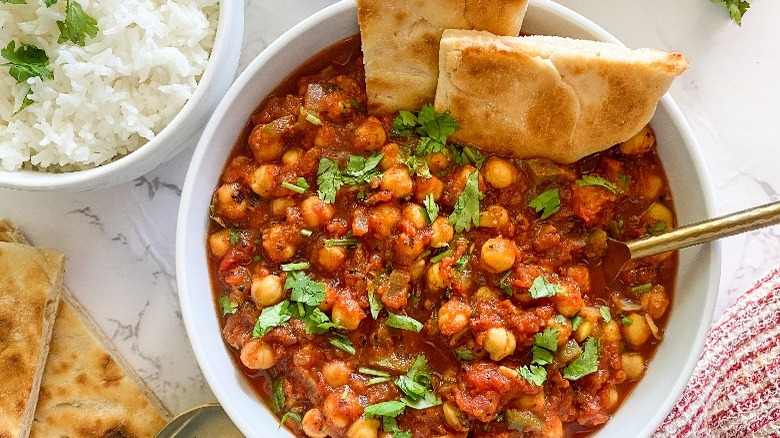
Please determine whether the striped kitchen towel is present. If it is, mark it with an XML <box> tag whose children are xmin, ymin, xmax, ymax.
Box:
<box><xmin>655</xmin><ymin>267</ymin><xmax>780</xmax><ymax>437</ymax></box>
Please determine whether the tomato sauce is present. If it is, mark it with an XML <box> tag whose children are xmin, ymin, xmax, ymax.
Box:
<box><xmin>208</xmin><ymin>35</ymin><xmax>677</xmax><ymax>438</ymax></box>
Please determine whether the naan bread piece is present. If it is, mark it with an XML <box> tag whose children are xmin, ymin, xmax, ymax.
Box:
<box><xmin>0</xmin><ymin>222</ymin><xmax>64</xmax><ymax>438</ymax></box>
<box><xmin>30</xmin><ymin>290</ymin><xmax>169</xmax><ymax>438</ymax></box>
<box><xmin>357</xmin><ymin>0</ymin><xmax>529</xmax><ymax>114</ymax></box>
<box><xmin>434</xmin><ymin>30</ymin><xmax>690</xmax><ymax>163</ymax></box>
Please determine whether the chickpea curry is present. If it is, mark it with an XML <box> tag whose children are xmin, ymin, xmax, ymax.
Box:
<box><xmin>208</xmin><ymin>36</ymin><xmax>677</xmax><ymax>438</ymax></box>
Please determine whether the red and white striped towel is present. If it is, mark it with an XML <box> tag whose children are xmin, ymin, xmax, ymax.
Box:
<box><xmin>655</xmin><ymin>268</ymin><xmax>780</xmax><ymax>437</ymax></box>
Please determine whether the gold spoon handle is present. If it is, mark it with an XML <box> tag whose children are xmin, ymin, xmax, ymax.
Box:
<box><xmin>628</xmin><ymin>200</ymin><xmax>780</xmax><ymax>259</ymax></box>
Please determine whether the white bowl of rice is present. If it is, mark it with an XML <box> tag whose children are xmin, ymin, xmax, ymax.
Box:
<box><xmin>0</xmin><ymin>0</ymin><xmax>242</xmax><ymax>191</ymax></box>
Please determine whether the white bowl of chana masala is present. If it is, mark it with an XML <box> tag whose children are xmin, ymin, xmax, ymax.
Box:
<box><xmin>0</xmin><ymin>0</ymin><xmax>242</xmax><ymax>191</ymax></box>
<box><xmin>176</xmin><ymin>0</ymin><xmax>720</xmax><ymax>437</ymax></box>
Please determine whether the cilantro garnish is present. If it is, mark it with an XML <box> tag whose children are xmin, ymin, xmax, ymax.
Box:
<box><xmin>368</xmin><ymin>288</ymin><xmax>383</xmax><ymax>319</ymax></box>
<box><xmin>396</xmin><ymin>355</ymin><xmax>441</xmax><ymax>409</ymax></box>
<box><xmin>450</xmin><ymin>144</ymin><xmax>486</xmax><ymax>168</ymax></box>
<box><xmin>391</xmin><ymin>104</ymin><xmax>460</xmax><ymax>156</ymax></box>
<box><xmin>571</xmin><ymin>315</ymin><xmax>584</xmax><ymax>331</ymax></box>
<box><xmin>343</xmin><ymin>153</ymin><xmax>384</xmax><ymax>184</ymax></box>
<box><xmin>499</xmin><ymin>271</ymin><xmax>513</xmax><ymax>296</ymax></box>
<box><xmin>364</xmin><ymin>400</ymin><xmax>407</xmax><ymax>418</ymax></box>
<box><xmin>252</xmin><ymin>300</ymin><xmax>292</xmax><ymax>338</ymax></box>
<box><xmin>359</xmin><ymin>367</ymin><xmax>391</xmax><ymax>377</ymax></box>
<box><xmin>391</xmin><ymin>110</ymin><xmax>418</xmax><ymax>137</ymax></box>
<box><xmin>324</xmin><ymin>233</ymin><xmax>359</xmax><ymax>248</ymax></box>
<box><xmin>648</xmin><ymin>221</ymin><xmax>667</xmax><ymax>235</ymax></box>
<box><xmin>218</xmin><ymin>294</ymin><xmax>238</xmax><ymax>316</ymax></box>
<box><xmin>599</xmin><ymin>306</ymin><xmax>612</xmax><ymax>323</ymax></box>
<box><xmin>621</xmin><ymin>315</ymin><xmax>633</xmax><ymax>326</ymax></box>
<box><xmin>455</xmin><ymin>348</ymin><xmax>474</xmax><ymax>361</ymax></box>
<box><xmin>1</xmin><ymin>41</ymin><xmax>54</xmax><ymax>83</ymax></box>
<box><xmin>330</xmin><ymin>334</ymin><xmax>356</xmax><ymax>354</ymax></box>
<box><xmin>429</xmin><ymin>248</ymin><xmax>453</xmax><ymax>264</ymax></box>
<box><xmin>386</xmin><ymin>312</ymin><xmax>423</xmax><ymax>333</ymax></box>
<box><xmin>279</xmin><ymin>412</ymin><xmax>302</xmax><ymax>429</ymax></box>
<box><xmin>712</xmin><ymin>0</ymin><xmax>750</xmax><ymax>25</ymax></box>
<box><xmin>228</xmin><ymin>229</ymin><xmax>240</xmax><ymax>245</ymax></box>
<box><xmin>529</xmin><ymin>189</ymin><xmax>560</xmax><ymax>220</ymax></box>
<box><xmin>281</xmin><ymin>261</ymin><xmax>311</xmax><ymax>271</ymax></box>
<box><xmin>1</xmin><ymin>0</ymin><xmax>28</xmax><ymax>4</ymax></box>
<box><xmin>300</xmin><ymin>107</ymin><xmax>322</xmax><ymax>125</ymax></box>
<box><xmin>618</xmin><ymin>174</ymin><xmax>631</xmax><ymax>186</ymax></box>
<box><xmin>575</xmin><ymin>175</ymin><xmax>618</xmax><ymax>194</ymax></box>
<box><xmin>562</xmin><ymin>337</ymin><xmax>600</xmax><ymax>380</ymax></box>
<box><xmin>422</xmin><ymin>193</ymin><xmax>439</xmax><ymax>225</ymax></box>
<box><xmin>528</xmin><ymin>276</ymin><xmax>562</xmax><ymax>299</ymax></box>
<box><xmin>57</xmin><ymin>0</ymin><xmax>99</xmax><ymax>46</ymax></box>
<box><xmin>270</xmin><ymin>378</ymin><xmax>285</xmax><ymax>413</ymax></box>
<box><xmin>631</xmin><ymin>283</ymin><xmax>653</xmax><ymax>293</ymax></box>
<box><xmin>454</xmin><ymin>255</ymin><xmax>469</xmax><ymax>272</ymax></box>
<box><xmin>531</xmin><ymin>328</ymin><xmax>559</xmax><ymax>366</ymax></box>
<box><xmin>316</xmin><ymin>158</ymin><xmax>343</xmax><ymax>203</ymax></box>
<box><xmin>315</xmin><ymin>153</ymin><xmax>384</xmax><ymax>203</ymax></box>
<box><xmin>448</xmin><ymin>170</ymin><xmax>484</xmax><ymax>232</ymax></box>
<box><xmin>281</xmin><ymin>177</ymin><xmax>309</xmax><ymax>194</ymax></box>
<box><xmin>517</xmin><ymin>365</ymin><xmax>547</xmax><ymax>386</ymax></box>
<box><xmin>284</xmin><ymin>270</ymin><xmax>326</xmax><ymax>307</ymax></box>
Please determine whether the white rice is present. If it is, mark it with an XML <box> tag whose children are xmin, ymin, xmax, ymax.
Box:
<box><xmin>0</xmin><ymin>0</ymin><xmax>219</xmax><ymax>171</ymax></box>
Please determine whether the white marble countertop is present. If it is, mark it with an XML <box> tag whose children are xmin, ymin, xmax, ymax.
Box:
<box><xmin>1</xmin><ymin>0</ymin><xmax>778</xmax><ymax>418</ymax></box>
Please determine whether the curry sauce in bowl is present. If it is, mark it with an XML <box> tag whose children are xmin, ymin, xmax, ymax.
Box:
<box><xmin>176</xmin><ymin>1</ymin><xmax>719</xmax><ymax>437</ymax></box>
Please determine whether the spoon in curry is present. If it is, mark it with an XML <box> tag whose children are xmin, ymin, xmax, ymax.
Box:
<box><xmin>602</xmin><ymin>200</ymin><xmax>780</xmax><ymax>284</ymax></box>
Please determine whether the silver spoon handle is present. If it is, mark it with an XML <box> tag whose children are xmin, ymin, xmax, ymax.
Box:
<box><xmin>628</xmin><ymin>200</ymin><xmax>780</xmax><ymax>259</ymax></box>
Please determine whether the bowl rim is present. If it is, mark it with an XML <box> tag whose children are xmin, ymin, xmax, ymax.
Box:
<box><xmin>177</xmin><ymin>0</ymin><xmax>721</xmax><ymax>436</ymax></box>
<box><xmin>0</xmin><ymin>0</ymin><xmax>239</xmax><ymax>191</ymax></box>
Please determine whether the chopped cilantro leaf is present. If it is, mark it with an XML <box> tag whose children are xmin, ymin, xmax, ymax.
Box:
<box><xmin>218</xmin><ymin>294</ymin><xmax>238</xmax><ymax>316</ymax></box>
<box><xmin>529</xmin><ymin>189</ymin><xmax>560</xmax><ymax>220</ymax></box>
<box><xmin>430</xmin><ymin>248</ymin><xmax>453</xmax><ymax>263</ymax></box>
<box><xmin>576</xmin><ymin>175</ymin><xmax>618</xmax><ymax>194</ymax></box>
<box><xmin>344</xmin><ymin>152</ymin><xmax>384</xmax><ymax>185</ymax></box>
<box><xmin>392</xmin><ymin>110</ymin><xmax>417</xmax><ymax>136</ymax></box>
<box><xmin>253</xmin><ymin>300</ymin><xmax>291</xmax><ymax>338</ymax></box>
<box><xmin>450</xmin><ymin>144</ymin><xmax>486</xmax><ymax>168</ymax></box>
<box><xmin>712</xmin><ymin>0</ymin><xmax>750</xmax><ymax>25</ymax></box>
<box><xmin>518</xmin><ymin>365</ymin><xmax>547</xmax><ymax>386</ymax></box>
<box><xmin>279</xmin><ymin>412</ymin><xmax>302</xmax><ymax>428</ymax></box>
<box><xmin>396</xmin><ymin>355</ymin><xmax>440</xmax><ymax>410</ymax></box>
<box><xmin>284</xmin><ymin>270</ymin><xmax>326</xmax><ymax>307</ymax></box>
<box><xmin>648</xmin><ymin>221</ymin><xmax>667</xmax><ymax>235</ymax></box>
<box><xmin>618</xmin><ymin>174</ymin><xmax>631</xmax><ymax>186</ymax></box>
<box><xmin>330</xmin><ymin>335</ymin><xmax>356</xmax><ymax>354</ymax></box>
<box><xmin>364</xmin><ymin>400</ymin><xmax>406</xmax><ymax>418</ymax></box>
<box><xmin>325</xmin><ymin>234</ymin><xmax>359</xmax><ymax>248</ymax></box>
<box><xmin>531</xmin><ymin>328</ymin><xmax>559</xmax><ymax>366</ymax></box>
<box><xmin>555</xmin><ymin>315</ymin><xmax>567</xmax><ymax>325</ymax></box>
<box><xmin>368</xmin><ymin>288</ymin><xmax>383</xmax><ymax>319</ymax></box>
<box><xmin>270</xmin><ymin>378</ymin><xmax>285</xmax><ymax>413</ymax></box>
<box><xmin>631</xmin><ymin>283</ymin><xmax>653</xmax><ymax>293</ymax></box>
<box><xmin>386</xmin><ymin>312</ymin><xmax>423</xmax><ymax>332</ymax></box>
<box><xmin>454</xmin><ymin>255</ymin><xmax>469</xmax><ymax>272</ymax></box>
<box><xmin>316</xmin><ymin>157</ymin><xmax>343</xmax><ymax>203</ymax></box>
<box><xmin>422</xmin><ymin>193</ymin><xmax>439</xmax><ymax>225</ymax></box>
<box><xmin>448</xmin><ymin>170</ymin><xmax>483</xmax><ymax>232</ymax></box>
<box><xmin>1</xmin><ymin>41</ymin><xmax>54</xmax><ymax>83</ymax></box>
<box><xmin>1</xmin><ymin>0</ymin><xmax>28</xmax><ymax>4</ymax></box>
<box><xmin>621</xmin><ymin>315</ymin><xmax>633</xmax><ymax>326</ymax></box>
<box><xmin>415</xmin><ymin>136</ymin><xmax>448</xmax><ymax>156</ymax></box>
<box><xmin>456</xmin><ymin>348</ymin><xmax>474</xmax><ymax>361</ymax></box>
<box><xmin>563</xmin><ymin>337</ymin><xmax>600</xmax><ymax>380</ymax></box>
<box><xmin>359</xmin><ymin>367</ymin><xmax>391</xmax><ymax>377</ymax></box>
<box><xmin>300</xmin><ymin>107</ymin><xmax>322</xmax><ymax>125</ymax></box>
<box><xmin>228</xmin><ymin>229</ymin><xmax>240</xmax><ymax>245</ymax></box>
<box><xmin>57</xmin><ymin>0</ymin><xmax>99</xmax><ymax>46</ymax></box>
<box><xmin>499</xmin><ymin>271</ymin><xmax>513</xmax><ymax>296</ymax></box>
<box><xmin>368</xmin><ymin>377</ymin><xmax>392</xmax><ymax>385</ymax></box>
<box><xmin>12</xmin><ymin>88</ymin><xmax>34</xmax><ymax>115</ymax></box>
<box><xmin>528</xmin><ymin>276</ymin><xmax>562</xmax><ymax>299</ymax></box>
<box><xmin>599</xmin><ymin>306</ymin><xmax>612</xmax><ymax>323</ymax></box>
<box><xmin>281</xmin><ymin>177</ymin><xmax>309</xmax><ymax>194</ymax></box>
<box><xmin>571</xmin><ymin>315</ymin><xmax>584</xmax><ymax>331</ymax></box>
<box><xmin>415</xmin><ymin>104</ymin><xmax>460</xmax><ymax>144</ymax></box>
<box><xmin>404</xmin><ymin>154</ymin><xmax>432</xmax><ymax>178</ymax></box>
<box><xmin>281</xmin><ymin>261</ymin><xmax>311</xmax><ymax>271</ymax></box>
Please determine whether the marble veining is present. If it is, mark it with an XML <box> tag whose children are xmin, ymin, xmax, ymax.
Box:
<box><xmin>0</xmin><ymin>0</ymin><xmax>778</xmax><ymax>419</ymax></box>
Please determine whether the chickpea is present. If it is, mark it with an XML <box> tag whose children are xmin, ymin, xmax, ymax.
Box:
<box><xmin>483</xmin><ymin>327</ymin><xmax>516</xmax><ymax>361</ymax></box>
<box><xmin>250</xmin><ymin>274</ymin><xmax>285</xmax><ymax>308</ymax></box>
<box><xmin>618</xmin><ymin>125</ymin><xmax>655</xmax><ymax>155</ymax></box>
<box><xmin>318</xmin><ymin>245</ymin><xmax>348</xmax><ymax>272</ymax></box>
<box><xmin>622</xmin><ymin>352</ymin><xmax>646</xmax><ymax>380</ymax></box>
<box><xmin>394</xmin><ymin>232</ymin><xmax>427</xmax><ymax>262</ymax></box>
<box><xmin>282</xmin><ymin>148</ymin><xmax>302</xmax><ymax>165</ymax></box>
<box><xmin>644</xmin><ymin>202</ymin><xmax>673</xmax><ymax>231</ymax></box>
<box><xmin>302</xmin><ymin>408</ymin><xmax>328</xmax><ymax>438</ymax></box>
<box><xmin>354</xmin><ymin>116</ymin><xmax>387</xmax><ymax>151</ymax></box>
<box><xmin>426</xmin><ymin>263</ymin><xmax>447</xmax><ymax>291</ymax></box>
<box><xmin>402</xmin><ymin>203</ymin><xmax>427</xmax><ymax>229</ymax></box>
<box><xmin>380</xmin><ymin>165</ymin><xmax>414</xmax><ymax>199</ymax></box>
<box><xmin>642</xmin><ymin>285</ymin><xmax>670</xmax><ymax>319</ymax></box>
<box><xmin>208</xmin><ymin>229</ymin><xmax>232</xmax><ymax>257</ymax></box>
<box><xmin>480</xmin><ymin>238</ymin><xmax>516</xmax><ymax>273</ymax></box>
<box><xmin>271</xmin><ymin>198</ymin><xmax>296</xmax><ymax>216</ymax></box>
<box><xmin>247</xmin><ymin>124</ymin><xmax>284</xmax><ymax>162</ymax></box>
<box><xmin>346</xmin><ymin>418</ymin><xmax>380</xmax><ymax>438</ymax></box>
<box><xmin>301</xmin><ymin>196</ymin><xmax>336</xmax><ymax>228</ymax></box>
<box><xmin>479</xmin><ymin>205</ymin><xmax>510</xmax><ymax>229</ymax></box>
<box><xmin>239</xmin><ymin>339</ymin><xmax>277</xmax><ymax>370</ymax></box>
<box><xmin>214</xmin><ymin>183</ymin><xmax>248</xmax><ymax>221</ymax></box>
<box><xmin>473</xmin><ymin>286</ymin><xmax>500</xmax><ymax>302</ymax></box>
<box><xmin>641</xmin><ymin>173</ymin><xmax>664</xmax><ymax>200</ymax></box>
<box><xmin>322</xmin><ymin>361</ymin><xmax>352</xmax><ymax>388</ymax></box>
<box><xmin>250</xmin><ymin>164</ymin><xmax>279</xmax><ymax>197</ymax></box>
<box><xmin>322</xmin><ymin>389</ymin><xmax>360</xmax><ymax>429</ymax></box>
<box><xmin>379</xmin><ymin>143</ymin><xmax>401</xmax><ymax>170</ymax></box>
<box><xmin>262</xmin><ymin>225</ymin><xmax>298</xmax><ymax>263</ymax></box>
<box><xmin>332</xmin><ymin>298</ymin><xmax>366</xmax><ymax>331</ymax></box>
<box><xmin>314</xmin><ymin>125</ymin><xmax>336</xmax><ymax>148</ymax></box>
<box><xmin>426</xmin><ymin>152</ymin><xmax>451</xmax><ymax>172</ymax></box>
<box><xmin>438</xmin><ymin>299</ymin><xmax>471</xmax><ymax>336</ymax></box>
<box><xmin>414</xmin><ymin>175</ymin><xmax>445</xmax><ymax>202</ymax></box>
<box><xmin>430</xmin><ymin>217</ymin><xmax>454</xmax><ymax>248</ymax></box>
<box><xmin>409</xmin><ymin>259</ymin><xmax>427</xmax><ymax>282</ymax></box>
<box><xmin>442</xmin><ymin>402</ymin><xmax>469</xmax><ymax>432</ymax></box>
<box><xmin>605</xmin><ymin>387</ymin><xmax>620</xmax><ymax>411</ymax></box>
<box><xmin>601</xmin><ymin>320</ymin><xmax>622</xmax><ymax>343</ymax></box>
<box><xmin>369</xmin><ymin>204</ymin><xmax>400</xmax><ymax>237</ymax></box>
<box><xmin>622</xmin><ymin>313</ymin><xmax>651</xmax><ymax>346</ymax></box>
<box><xmin>483</xmin><ymin>157</ymin><xmax>517</xmax><ymax>189</ymax></box>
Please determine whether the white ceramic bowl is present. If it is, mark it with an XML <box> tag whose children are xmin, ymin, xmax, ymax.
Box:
<box><xmin>177</xmin><ymin>1</ymin><xmax>721</xmax><ymax>436</ymax></box>
<box><xmin>0</xmin><ymin>1</ymin><xmax>244</xmax><ymax>192</ymax></box>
